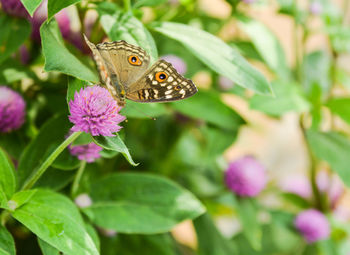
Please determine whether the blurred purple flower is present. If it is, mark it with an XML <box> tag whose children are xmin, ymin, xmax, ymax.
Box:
<box><xmin>69</xmin><ymin>86</ymin><xmax>126</xmax><ymax>137</ymax></box>
<box><xmin>294</xmin><ymin>209</ymin><xmax>330</xmax><ymax>243</ymax></box>
<box><xmin>0</xmin><ymin>0</ymin><xmax>29</xmax><ymax>18</ymax></box>
<box><xmin>310</xmin><ymin>2</ymin><xmax>323</xmax><ymax>15</ymax></box>
<box><xmin>98</xmin><ymin>227</ymin><xmax>117</xmax><ymax>237</ymax></box>
<box><xmin>74</xmin><ymin>193</ymin><xmax>92</xmax><ymax>208</ymax></box>
<box><xmin>225</xmin><ymin>156</ymin><xmax>266</xmax><ymax>197</ymax></box>
<box><xmin>68</xmin><ymin>142</ymin><xmax>102</xmax><ymax>163</ymax></box>
<box><xmin>316</xmin><ymin>170</ymin><xmax>344</xmax><ymax>208</ymax></box>
<box><xmin>242</xmin><ymin>0</ymin><xmax>256</xmax><ymax>4</ymax></box>
<box><xmin>218</xmin><ymin>76</ymin><xmax>234</xmax><ymax>91</ymax></box>
<box><xmin>19</xmin><ymin>45</ymin><xmax>30</xmax><ymax>65</ymax></box>
<box><xmin>280</xmin><ymin>175</ymin><xmax>312</xmax><ymax>199</ymax></box>
<box><xmin>161</xmin><ymin>55</ymin><xmax>187</xmax><ymax>75</ymax></box>
<box><xmin>55</xmin><ymin>9</ymin><xmax>71</xmax><ymax>39</ymax></box>
<box><xmin>30</xmin><ymin>0</ymin><xmax>47</xmax><ymax>42</ymax></box>
<box><xmin>0</xmin><ymin>86</ymin><xmax>26</xmax><ymax>133</ymax></box>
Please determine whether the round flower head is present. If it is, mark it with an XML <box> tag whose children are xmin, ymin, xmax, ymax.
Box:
<box><xmin>280</xmin><ymin>175</ymin><xmax>312</xmax><ymax>199</ymax></box>
<box><xmin>218</xmin><ymin>76</ymin><xmax>234</xmax><ymax>91</ymax></box>
<box><xmin>0</xmin><ymin>86</ymin><xmax>26</xmax><ymax>133</ymax></box>
<box><xmin>294</xmin><ymin>209</ymin><xmax>330</xmax><ymax>243</ymax></box>
<box><xmin>55</xmin><ymin>9</ymin><xmax>71</xmax><ymax>39</ymax></box>
<box><xmin>68</xmin><ymin>142</ymin><xmax>102</xmax><ymax>163</ymax></box>
<box><xmin>69</xmin><ymin>86</ymin><xmax>126</xmax><ymax>136</ymax></box>
<box><xmin>310</xmin><ymin>1</ymin><xmax>322</xmax><ymax>15</ymax></box>
<box><xmin>74</xmin><ymin>193</ymin><xmax>92</xmax><ymax>208</ymax></box>
<box><xmin>161</xmin><ymin>55</ymin><xmax>187</xmax><ymax>75</ymax></box>
<box><xmin>225</xmin><ymin>155</ymin><xmax>266</xmax><ymax>197</ymax></box>
<box><xmin>0</xmin><ymin>0</ymin><xmax>29</xmax><ymax>18</ymax></box>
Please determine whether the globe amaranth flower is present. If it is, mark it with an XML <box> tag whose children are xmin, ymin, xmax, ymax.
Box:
<box><xmin>294</xmin><ymin>209</ymin><xmax>330</xmax><ymax>243</ymax></box>
<box><xmin>0</xmin><ymin>86</ymin><xmax>26</xmax><ymax>133</ymax></box>
<box><xmin>0</xmin><ymin>0</ymin><xmax>29</xmax><ymax>18</ymax></box>
<box><xmin>68</xmin><ymin>142</ymin><xmax>102</xmax><ymax>163</ymax></box>
<box><xmin>225</xmin><ymin>155</ymin><xmax>267</xmax><ymax>197</ymax></box>
<box><xmin>74</xmin><ymin>193</ymin><xmax>92</xmax><ymax>208</ymax></box>
<box><xmin>218</xmin><ymin>76</ymin><xmax>234</xmax><ymax>91</ymax></box>
<box><xmin>69</xmin><ymin>86</ymin><xmax>126</xmax><ymax>136</ymax></box>
<box><xmin>310</xmin><ymin>1</ymin><xmax>323</xmax><ymax>15</ymax></box>
<box><xmin>161</xmin><ymin>55</ymin><xmax>187</xmax><ymax>75</ymax></box>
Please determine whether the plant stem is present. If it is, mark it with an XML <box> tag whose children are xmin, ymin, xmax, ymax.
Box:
<box><xmin>123</xmin><ymin>0</ymin><xmax>131</xmax><ymax>12</ymax></box>
<box><xmin>299</xmin><ymin>115</ymin><xmax>325</xmax><ymax>211</ymax></box>
<box><xmin>71</xmin><ymin>160</ymin><xmax>87</xmax><ymax>197</ymax></box>
<box><xmin>21</xmin><ymin>131</ymin><xmax>82</xmax><ymax>191</ymax></box>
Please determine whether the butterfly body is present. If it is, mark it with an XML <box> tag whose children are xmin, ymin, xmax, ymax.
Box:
<box><xmin>84</xmin><ymin>35</ymin><xmax>197</xmax><ymax>106</ymax></box>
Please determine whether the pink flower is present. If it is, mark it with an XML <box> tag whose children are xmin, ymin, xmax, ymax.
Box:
<box><xmin>55</xmin><ymin>9</ymin><xmax>71</xmax><ymax>39</ymax></box>
<box><xmin>0</xmin><ymin>0</ymin><xmax>29</xmax><ymax>18</ymax></box>
<box><xmin>310</xmin><ymin>2</ymin><xmax>323</xmax><ymax>15</ymax></box>
<box><xmin>74</xmin><ymin>193</ymin><xmax>92</xmax><ymax>208</ymax></box>
<box><xmin>294</xmin><ymin>209</ymin><xmax>330</xmax><ymax>243</ymax></box>
<box><xmin>161</xmin><ymin>55</ymin><xmax>187</xmax><ymax>75</ymax></box>
<box><xmin>68</xmin><ymin>142</ymin><xmax>102</xmax><ymax>163</ymax></box>
<box><xmin>0</xmin><ymin>86</ymin><xmax>26</xmax><ymax>133</ymax></box>
<box><xmin>218</xmin><ymin>76</ymin><xmax>234</xmax><ymax>91</ymax></box>
<box><xmin>280</xmin><ymin>175</ymin><xmax>312</xmax><ymax>199</ymax></box>
<box><xmin>69</xmin><ymin>86</ymin><xmax>126</xmax><ymax>136</ymax></box>
<box><xmin>225</xmin><ymin>156</ymin><xmax>267</xmax><ymax>197</ymax></box>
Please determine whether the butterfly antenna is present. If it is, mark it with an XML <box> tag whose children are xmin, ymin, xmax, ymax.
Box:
<box><xmin>125</xmin><ymin>103</ymin><xmax>156</xmax><ymax>120</ymax></box>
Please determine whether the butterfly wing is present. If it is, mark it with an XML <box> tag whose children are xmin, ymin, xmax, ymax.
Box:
<box><xmin>83</xmin><ymin>35</ymin><xmax>150</xmax><ymax>104</ymax></box>
<box><xmin>126</xmin><ymin>60</ymin><xmax>197</xmax><ymax>102</ymax></box>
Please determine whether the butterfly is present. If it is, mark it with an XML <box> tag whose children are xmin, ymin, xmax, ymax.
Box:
<box><xmin>83</xmin><ymin>35</ymin><xmax>198</xmax><ymax>107</ymax></box>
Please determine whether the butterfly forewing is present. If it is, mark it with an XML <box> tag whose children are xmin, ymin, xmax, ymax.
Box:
<box><xmin>126</xmin><ymin>60</ymin><xmax>197</xmax><ymax>102</ymax></box>
<box><xmin>84</xmin><ymin>35</ymin><xmax>197</xmax><ymax>105</ymax></box>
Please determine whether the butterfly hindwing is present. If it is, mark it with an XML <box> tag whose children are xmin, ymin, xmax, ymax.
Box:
<box><xmin>126</xmin><ymin>60</ymin><xmax>197</xmax><ymax>102</ymax></box>
<box><xmin>84</xmin><ymin>36</ymin><xmax>197</xmax><ymax>105</ymax></box>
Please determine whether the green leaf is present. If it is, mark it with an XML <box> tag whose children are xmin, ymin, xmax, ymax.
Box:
<box><xmin>237</xmin><ymin>17</ymin><xmax>290</xmax><ymax>79</ymax></box>
<box><xmin>326</xmin><ymin>98</ymin><xmax>350</xmax><ymax>125</ymax></box>
<box><xmin>121</xmin><ymin>100</ymin><xmax>168</xmax><ymax>118</ymax></box>
<box><xmin>34</xmin><ymin>167</ymin><xmax>75</xmax><ymax>191</ymax></box>
<box><xmin>0</xmin><ymin>225</ymin><xmax>15</xmax><ymax>255</ymax></box>
<box><xmin>0</xmin><ymin>148</ymin><xmax>16</xmax><ymax>200</ymax></box>
<box><xmin>10</xmin><ymin>189</ymin><xmax>37</xmax><ymax>210</ymax></box>
<box><xmin>20</xmin><ymin>0</ymin><xmax>43</xmax><ymax>16</ymax></box>
<box><xmin>306</xmin><ymin>130</ymin><xmax>350</xmax><ymax>187</ymax></box>
<box><xmin>71</xmin><ymin>132</ymin><xmax>94</xmax><ymax>146</ymax></box>
<box><xmin>281</xmin><ymin>193</ymin><xmax>310</xmax><ymax>209</ymax></box>
<box><xmin>0</xmin><ymin>58</ymin><xmax>37</xmax><ymax>84</ymax></box>
<box><xmin>17</xmin><ymin>114</ymin><xmax>72</xmax><ymax>187</ymax></box>
<box><xmin>302</xmin><ymin>51</ymin><xmax>331</xmax><ymax>94</ymax></box>
<box><xmin>83</xmin><ymin>173</ymin><xmax>205</xmax><ymax>234</ymax></box>
<box><xmin>98</xmin><ymin>3</ymin><xmax>158</xmax><ymax>62</ymax></box>
<box><xmin>92</xmin><ymin>135</ymin><xmax>138</xmax><ymax>166</ymax></box>
<box><xmin>105</xmin><ymin>234</ymin><xmax>178</xmax><ymax>255</ymax></box>
<box><xmin>41</xmin><ymin>20</ymin><xmax>98</xmax><ymax>82</ymax></box>
<box><xmin>250</xmin><ymin>80</ymin><xmax>310</xmax><ymax>116</ymax></box>
<box><xmin>151</xmin><ymin>21</ymin><xmax>272</xmax><ymax>95</ymax></box>
<box><xmin>193</xmin><ymin>213</ymin><xmax>237</xmax><ymax>255</ymax></box>
<box><xmin>171</xmin><ymin>90</ymin><xmax>244</xmax><ymax>131</ymax></box>
<box><xmin>47</xmin><ymin>0</ymin><xmax>81</xmax><ymax>20</ymax></box>
<box><xmin>38</xmin><ymin>238</ymin><xmax>61</xmax><ymax>255</ymax></box>
<box><xmin>12</xmin><ymin>189</ymin><xmax>99</xmax><ymax>255</ymax></box>
<box><xmin>237</xmin><ymin>199</ymin><xmax>262</xmax><ymax>250</ymax></box>
<box><xmin>66</xmin><ymin>77</ymin><xmax>89</xmax><ymax>106</ymax></box>
<box><xmin>0</xmin><ymin>16</ymin><xmax>31</xmax><ymax>64</ymax></box>
<box><xmin>133</xmin><ymin>0</ymin><xmax>167</xmax><ymax>8</ymax></box>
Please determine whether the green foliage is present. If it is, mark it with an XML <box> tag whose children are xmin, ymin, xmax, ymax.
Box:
<box><xmin>12</xmin><ymin>189</ymin><xmax>99</xmax><ymax>255</ymax></box>
<box><xmin>306</xmin><ymin>130</ymin><xmax>350</xmax><ymax>186</ymax></box>
<box><xmin>2</xmin><ymin>0</ymin><xmax>350</xmax><ymax>254</ymax></box>
<box><xmin>41</xmin><ymin>20</ymin><xmax>98</xmax><ymax>82</ymax></box>
<box><xmin>151</xmin><ymin>22</ymin><xmax>273</xmax><ymax>95</ymax></box>
<box><xmin>0</xmin><ymin>225</ymin><xmax>15</xmax><ymax>255</ymax></box>
<box><xmin>83</xmin><ymin>173</ymin><xmax>205</xmax><ymax>233</ymax></box>
<box><xmin>0</xmin><ymin>16</ymin><xmax>31</xmax><ymax>64</ymax></box>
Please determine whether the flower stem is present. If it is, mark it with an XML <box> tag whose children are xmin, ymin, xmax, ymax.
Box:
<box><xmin>123</xmin><ymin>0</ymin><xmax>131</xmax><ymax>12</ymax></box>
<box><xmin>71</xmin><ymin>160</ymin><xmax>87</xmax><ymax>197</ymax></box>
<box><xmin>21</xmin><ymin>131</ymin><xmax>82</xmax><ymax>191</ymax></box>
